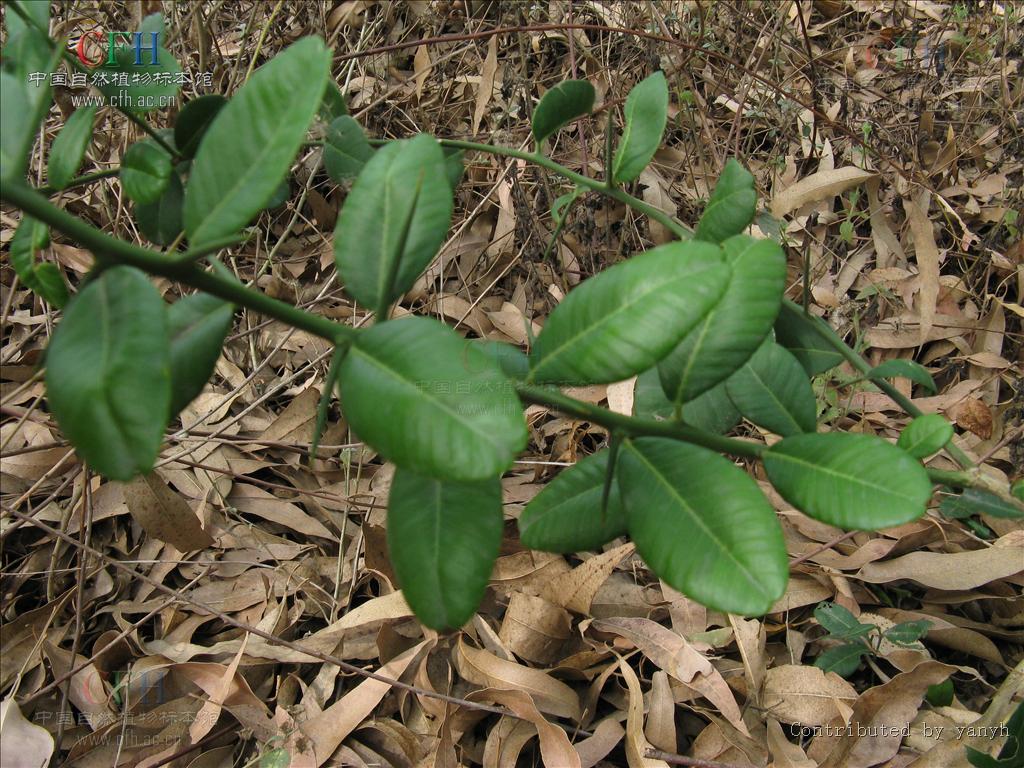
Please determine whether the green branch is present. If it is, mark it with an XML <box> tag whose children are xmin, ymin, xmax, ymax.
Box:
<box><xmin>1</xmin><ymin>181</ymin><xmax>351</xmax><ymax>344</ymax></box>
<box><xmin>515</xmin><ymin>383</ymin><xmax>763</xmax><ymax>458</ymax></box>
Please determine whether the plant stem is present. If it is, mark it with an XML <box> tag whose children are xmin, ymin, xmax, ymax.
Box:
<box><xmin>1</xmin><ymin>181</ymin><xmax>352</xmax><ymax>344</ymax></box>
<box><xmin>39</xmin><ymin>168</ymin><xmax>121</xmax><ymax>195</ymax></box>
<box><xmin>515</xmin><ymin>384</ymin><xmax>764</xmax><ymax>458</ymax></box>
<box><xmin>438</xmin><ymin>136</ymin><xmax>975</xmax><ymax>473</ymax></box>
<box><xmin>430</xmin><ymin>138</ymin><xmax>694</xmax><ymax>239</ymax></box>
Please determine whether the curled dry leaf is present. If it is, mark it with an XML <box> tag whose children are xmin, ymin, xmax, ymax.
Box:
<box><xmin>762</xmin><ymin>664</ymin><xmax>858</xmax><ymax>726</ymax></box>
<box><xmin>770</xmin><ymin>166</ymin><xmax>876</xmax><ymax>218</ymax></box>
<box><xmin>858</xmin><ymin>534</ymin><xmax>1024</xmax><ymax>590</ymax></box>
<box><xmin>0</xmin><ymin>698</ymin><xmax>54</xmax><ymax>768</ymax></box>
<box><xmin>454</xmin><ymin>637</ymin><xmax>582</xmax><ymax>720</ymax></box>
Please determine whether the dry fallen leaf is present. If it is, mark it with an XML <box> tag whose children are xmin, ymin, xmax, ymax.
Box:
<box><xmin>858</xmin><ymin>536</ymin><xmax>1024</xmax><ymax>590</ymax></box>
<box><xmin>121</xmin><ymin>472</ymin><xmax>215</xmax><ymax>552</ymax></box>
<box><xmin>770</xmin><ymin>166</ymin><xmax>876</xmax><ymax>217</ymax></box>
<box><xmin>0</xmin><ymin>698</ymin><xmax>54</xmax><ymax>768</ymax></box>
<box><xmin>762</xmin><ymin>664</ymin><xmax>858</xmax><ymax>726</ymax></box>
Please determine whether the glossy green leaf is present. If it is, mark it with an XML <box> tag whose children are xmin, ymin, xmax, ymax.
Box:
<box><xmin>32</xmin><ymin>263</ymin><xmax>68</xmax><ymax>308</ymax></box>
<box><xmin>185</xmin><ymin>37</ymin><xmax>330</xmax><ymax>246</ymax></box>
<box><xmin>319</xmin><ymin>82</ymin><xmax>348</xmax><ymax>123</ymax></box>
<box><xmin>11</xmin><ymin>215</ymin><xmax>67</xmax><ymax>308</ymax></box>
<box><xmin>475</xmin><ymin>340</ymin><xmax>530</xmax><ymax>381</ymax></box>
<box><xmin>11</xmin><ymin>214</ymin><xmax>49</xmax><ymax>279</ymax></box>
<box><xmin>619</xmin><ymin>438</ymin><xmax>788</xmax><ymax>615</ymax></box>
<box><xmin>681</xmin><ymin>380</ymin><xmax>741</xmax><ymax>435</ymax></box>
<box><xmin>337</xmin><ymin>316</ymin><xmax>526</xmax><ymax>481</ymax></box>
<box><xmin>925</xmin><ymin>679</ymin><xmax>954</xmax><ymax>707</ymax></box>
<box><xmin>659</xmin><ymin>235</ymin><xmax>786</xmax><ymax>403</ymax></box>
<box><xmin>815</xmin><ymin>602</ymin><xmax>874</xmax><ymax>639</ymax></box>
<box><xmin>519</xmin><ymin>450</ymin><xmax>627</xmax><ymax>553</ymax></box>
<box><xmin>763</xmin><ymin>432</ymin><xmax>933</xmax><ymax>529</ymax></box>
<box><xmin>323</xmin><ymin>115</ymin><xmax>374</xmax><ymax>182</ymax></box>
<box><xmin>774</xmin><ymin>301</ymin><xmax>844</xmax><ymax>375</ymax></box>
<box><xmin>694</xmin><ymin>159</ymin><xmax>757</xmax><ymax>243</ymax></box>
<box><xmin>121</xmin><ymin>141</ymin><xmax>172</xmax><ymax>204</ymax></box>
<box><xmin>173</xmin><ymin>95</ymin><xmax>227</xmax><ymax>159</ymax></box>
<box><xmin>333</xmin><ymin>135</ymin><xmax>453</xmax><ymax>311</ymax></box>
<box><xmin>897</xmin><ymin>413</ymin><xmax>953</xmax><ymax>458</ymax></box>
<box><xmin>633</xmin><ymin>367</ymin><xmax>674</xmax><ymax>420</ymax></box>
<box><xmin>532</xmin><ymin>79</ymin><xmax>595</xmax><ymax>145</ymax></box>
<box><xmin>135</xmin><ymin>172</ymin><xmax>184</xmax><ymax>245</ymax></box>
<box><xmin>95</xmin><ymin>14</ymin><xmax>181</xmax><ymax>113</ymax></box>
<box><xmin>47</xmin><ymin>106</ymin><xmax>95</xmax><ymax>189</ymax></box>
<box><xmin>167</xmin><ymin>293</ymin><xmax>234</xmax><ymax>416</ymax></box>
<box><xmin>868</xmin><ymin>359</ymin><xmax>937</xmax><ymax>394</ymax></box>
<box><xmin>45</xmin><ymin>266</ymin><xmax>170</xmax><ymax>480</ymax></box>
<box><xmin>725</xmin><ymin>341</ymin><xmax>817</xmax><ymax>436</ymax></box>
<box><xmin>939</xmin><ymin>488</ymin><xmax>1024</xmax><ymax>520</ymax></box>
<box><xmin>529</xmin><ymin>240</ymin><xmax>729</xmax><ymax>385</ymax></box>
<box><xmin>883</xmin><ymin>620</ymin><xmax>930</xmax><ymax>646</ymax></box>
<box><xmin>388</xmin><ymin>469</ymin><xmax>502</xmax><ymax>630</ymax></box>
<box><xmin>612</xmin><ymin>71</ymin><xmax>668</xmax><ymax>184</ymax></box>
<box><xmin>814</xmin><ymin>643</ymin><xmax>866</xmax><ymax>677</ymax></box>
<box><xmin>4</xmin><ymin>0</ymin><xmax>50</xmax><ymax>41</ymax></box>
<box><xmin>265</xmin><ymin>179</ymin><xmax>289</xmax><ymax>210</ymax></box>
<box><xmin>443</xmin><ymin>146</ymin><xmax>464</xmax><ymax>190</ymax></box>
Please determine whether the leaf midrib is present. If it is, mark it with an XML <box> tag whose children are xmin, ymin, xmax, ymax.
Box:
<box><xmin>625</xmin><ymin>443</ymin><xmax>768</xmax><ymax>600</ymax></box>
<box><xmin>532</xmin><ymin>260</ymin><xmax>722</xmax><ymax>380</ymax></box>
<box><xmin>767</xmin><ymin>446</ymin><xmax>922</xmax><ymax>507</ymax></box>
<box><xmin>350</xmin><ymin>343</ymin><xmax>508</xmax><ymax>462</ymax></box>
<box><xmin>190</xmin><ymin>49</ymin><xmax>324</xmax><ymax>245</ymax></box>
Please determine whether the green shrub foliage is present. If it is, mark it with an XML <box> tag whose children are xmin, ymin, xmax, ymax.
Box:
<box><xmin>2</xmin><ymin>22</ymin><xmax>977</xmax><ymax>632</ymax></box>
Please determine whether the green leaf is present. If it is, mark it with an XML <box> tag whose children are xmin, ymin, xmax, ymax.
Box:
<box><xmin>658</xmin><ymin>235</ymin><xmax>786</xmax><ymax>403</ymax></box>
<box><xmin>725</xmin><ymin>341</ymin><xmax>817</xmax><ymax>436</ymax></box>
<box><xmin>135</xmin><ymin>172</ymin><xmax>184</xmax><ymax>245</ymax></box>
<box><xmin>612</xmin><ymin>71</ymin><xmax>668</xmax><ymax>184</ymax></box>
<box><xmin>925</xmin><ymin>679</ymin><xmax>954</xmax><ymax>707</ymax></box>
<box><xmin>47</xmin><ymin>106</ymin><xmax>95</xmax><ymax>189</ymax></box>
<box><xmin>45</xmin><ymin>266</ymin><xmax>170</xmax><ymax>480</ymax></box>
<box><xmin>4</xmin><ymin>0</ymin><xmax>50</xmax><ymax>41</ymax></box>
<box><xmin>333</xmin><ymin>135</ymin><xmax>453</xmax><ymax>311</ymax></box>
<box><xmin>532</xmin><ymin>79</ymin><xmax>596</xmax><ymax>145</ymax></box>
<box><xmin>337</xmin><ymin>316</ymin><xmax>526</xmax><ymax>481</ymax></box>
<box><xmin>475</xmin><ymin>340</ymin><xmax>530</xmax><ymax>381</ymax></box>
<box><xmin>898</xmin><ymin>413</ymin><xmax>953</xmax><ymax>458</ymax></box>
<box><xmin>518</xmin><ymin>450</ymin><xmax>628</xmax><ymax>553</ymax></box>
<box><xmin>442</xmin><ymin>146</ymin><xmax>464</xmax><ymax>191</ymax></box>
<box><xmin>619</xmin><ymin>438</ymin><xmax>788</xmax><ymax>615</ymax></box>
<box><xmin>11</xmin><ymin>215</ymin><xmax>67</xmax><ymax>308</ymax></box>
<box><xmin>883</xmin><ymin>620</ymin><xmax>930</xmax><ymax>646</ymax></box>
<box><xmin>529</xmin><ymin>240</ymin><xmax>729</xmax><ymax>385</ymax></box>
<box><xmin>814</xmin><ymin>602</ymin><xmax>874</xmax><ymax>639</ymax></box>
<box><xmin>94</xmin><ymin>14</ymin><xmax>181</xmax><ymax>113</ymax></box>
<box><xmin>173</xmin><ymin>95</ymin><xmax>227</xmax><ymax>159</ymax></box>
<box><xmin>323</xmin><ymin>115</ymin><xmax>374</xmax><ymax>182</ymax></box>
<box><xmin>184</xmin><ymin>37</ymin><xmax>330</xmax><ymax>247</ymax></box>
<box><xmin>167</xmin><ymin>293</ymin><xmax>234</xmax><ymax>417</ymax></box>
<box><xmin>121</xmin><ymin>140</ymin><xmax>172</xmax><ymax>204</ymax></box>
<box><xmin>868</xmin><ymin>359</ymin><xmax>937</xmax><ymax>394</ymax></box>
<box><xmin>763</xmin><ymin>432</ymin><xmax>933</xmax><ymax>529</ymax></box>
<box><xmin>633</xmin><ymin>366</ymin><xmax>675</xmax><ymax>421</ymax></box>
<box><xmin>0</xmin><ymin>68</ymin><xmax>49</xmax><ymax>182</ymax></box>
<box><xmin>814</xmin><ymin>643</ymin><xmax>866</xmax><ymax>677</ymax></box>
<box><xmin>32</xmin><ymin>263</ymin><xmax>68</xmax><ymax>308</ymax></box>
<box><xmin>774</xmin><ymin>301</ymin><xmax>844</xmax><ymax>375</ymax></box>
<box><xmin>681</xmin><ymin>380</ymin><xmax>741</xmax><ymax>435</ymax></box>
<box><xmin>319</xmin><ymin>81</ymin><xmax>348</xmax><ymax>122</ymax></box>
<box><xmin>939</xmin><ymin>489</ymin><xmax>1024</xmax><ymax>520</ymax></box>
<box><xmin>259</xmin><ymin>748</ymin><xmax>292</xmax><ymax>768</ymax></box>
<box><xmin>388</xmin><ymin>469</ymin><xmax>502</xmax><ymax>630</ymax></box>
<box><xmin>694</xmin><ymin>159</ymin><xmax>757</xmax><ymax>243</ymax></box>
